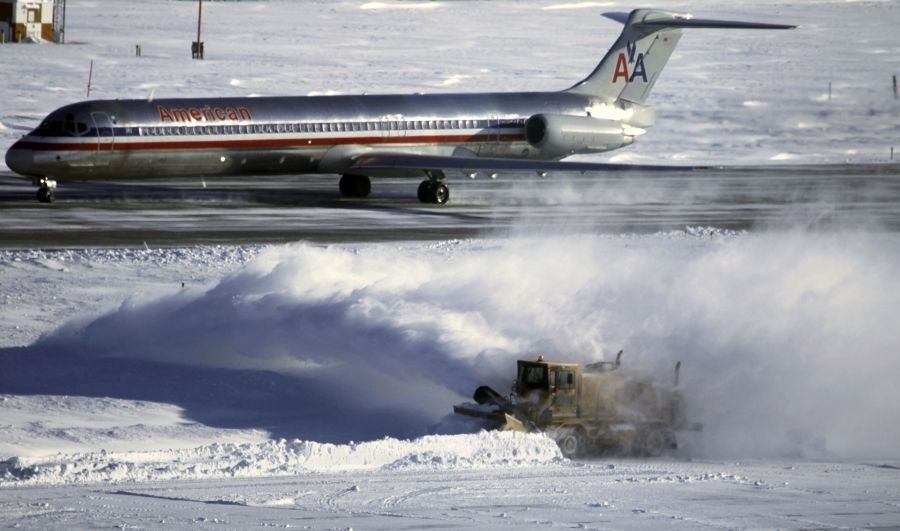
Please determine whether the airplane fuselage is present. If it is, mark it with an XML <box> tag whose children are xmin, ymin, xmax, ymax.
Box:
<box><xmin>9</xmin><ymin>91</ymin><xmax>642</xmax><ymax>181</ymax></box>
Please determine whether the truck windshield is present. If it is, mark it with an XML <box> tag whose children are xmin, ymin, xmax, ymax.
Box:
<box><xmin>518</xmin><ymin>363</ymin><xmax>548</xmax><ymax>389</ymax></box>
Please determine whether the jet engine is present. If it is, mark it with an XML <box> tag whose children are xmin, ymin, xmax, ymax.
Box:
<box><xmin>525</xmin><ymin>114</ymin><xmax>636</xmax><ymax>158</ymax></box>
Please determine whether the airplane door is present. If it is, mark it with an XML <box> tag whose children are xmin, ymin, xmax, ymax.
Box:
<box><xmin>91</xmin><ymin>112</ymin><xmax>115</xmax><ymax>166</ymax></box>
<box><xmin>386</xmin><ymin>119</ymin><xmax>406</xmax><ymax>141</ymax></box>
<box><xmin>477</xmin><ymin>115</ymin><xmax>501</xmax><ymax>156</ymax></box>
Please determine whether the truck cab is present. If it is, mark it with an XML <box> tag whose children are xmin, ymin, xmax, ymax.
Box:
<box><xmin>514</xmin><ymin>359</ymin><xmax>580</xmax><ymax>424</ymax></box>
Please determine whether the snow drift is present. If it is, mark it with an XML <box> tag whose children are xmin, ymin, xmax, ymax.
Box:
<box><xmin>0</xmin><ymin>431</ymin><xmax>563</xmax><ymax>486</ymax></box>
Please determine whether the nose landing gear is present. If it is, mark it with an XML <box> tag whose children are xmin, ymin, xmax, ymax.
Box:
<box><xmin>34</xmin><ymin>177</ymin><xmax>57</xmax><ymax>203</ymax></box>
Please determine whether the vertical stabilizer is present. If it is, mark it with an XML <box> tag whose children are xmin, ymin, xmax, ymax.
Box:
<box><xmin>567</xmin><ymin>9</ymin><xmax>795</xmax><ymax>104</ymax></box>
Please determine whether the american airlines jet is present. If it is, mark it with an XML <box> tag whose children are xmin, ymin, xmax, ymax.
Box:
<box><xmin>5</xmin><ymin>9</ymin><xmax>793</xmax><ymax>204</ymax></box>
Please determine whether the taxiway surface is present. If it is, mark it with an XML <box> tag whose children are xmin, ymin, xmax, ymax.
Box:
<box><xmin>1</xmin><ymin>164</ymin><xmax>898</xmax><ymax>248</ymax></box>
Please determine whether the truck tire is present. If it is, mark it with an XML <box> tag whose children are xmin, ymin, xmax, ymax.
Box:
<box><xmin>556</xmin><ymin>428</ymin><xmax>585</xmax><ymax>458</ymax></box>
<box><xmin>641</xmin><ymin>429</ymin><xmax>666</xmax><ymax>457</ymax></box>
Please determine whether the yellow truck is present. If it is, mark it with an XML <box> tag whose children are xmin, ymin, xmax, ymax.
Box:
<box><xmin>453</xmin><ymin>352</ymin><xmax>698</xmax><ymax>457</ymax></box>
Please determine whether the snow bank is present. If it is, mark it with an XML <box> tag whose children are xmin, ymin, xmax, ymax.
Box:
<box><xmin>0</xmin><ymin>395</ymin><xmax>267</xmax><ymax>459</ymax></box>
<box><xmin>0</xmin><ymin>431</ymin><xmax>562</xmax><ymax>486</ymax></box>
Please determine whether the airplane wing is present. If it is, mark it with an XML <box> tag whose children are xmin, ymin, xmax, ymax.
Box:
<box><xmin>346</xmin><ymin>152</ymin><xmax>707</xmax><ymax>175</ymax></box>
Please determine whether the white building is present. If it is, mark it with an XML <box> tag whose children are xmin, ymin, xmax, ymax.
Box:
<box><xmin>0</xmin><ymin>0</ymin><xmax>57</xmax><ymax>43</ymax></box>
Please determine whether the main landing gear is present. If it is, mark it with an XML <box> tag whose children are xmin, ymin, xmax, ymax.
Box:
<box><xmin>417</xmin><ymin>180</ymin><xmax>449</xmax><ymax>204</ymax></box>
<box><xmin>417</xmin><ymin>170</ymin><xmax>449</xmax><ymax>205</ymax></box>
<box><xmin>34</xmin><ymin>177</ymin><xmax>57</xmax><ymax>203</ymax></box>
<box><xmin>340</xmin><ymin>172</ymin><xmax>451</xmax><ymax>205</ymax></box>
<box><xmin>339</xmin><ymin>174</ymin><xmax>371</xmax><ymax>198</ymax></box>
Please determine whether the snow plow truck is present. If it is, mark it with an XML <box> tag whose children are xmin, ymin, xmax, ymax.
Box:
<box><xmin>453</xmin><ymin>352</ymin><xmax>699</xmax><ymax>458</ymax></box>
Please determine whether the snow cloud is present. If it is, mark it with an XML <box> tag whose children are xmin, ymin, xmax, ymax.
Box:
<box><xmin>36</xmin><ymin>232</ymin><xmax>900</xmax><ymax>458</ymax></box>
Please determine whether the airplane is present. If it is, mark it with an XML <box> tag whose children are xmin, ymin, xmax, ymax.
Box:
<box><xmin>4</xmin><ymin>8</ymin><xmax>793</xmax><ymax>204</ymax></box>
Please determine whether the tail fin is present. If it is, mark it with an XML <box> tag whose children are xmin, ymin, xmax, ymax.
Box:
<box><xmin>566</xmin><ymin>9</ymin><xmax>795</xmax><ymax>104</ymax></box>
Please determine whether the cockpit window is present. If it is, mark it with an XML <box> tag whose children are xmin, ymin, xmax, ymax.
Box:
<box><xmin>37</xmin><ymin>112</ymin><xmax>89</xmax><ymax>137</ymax></box>
<box><xmin>63</xmin><ymin>114</ymin><xmax>77</xmax><ymax>135</ymax></box>
<box><xmin>36</xmin><ymin>119</ymin><xmax>64</xmax><ymax>135</ymax></box>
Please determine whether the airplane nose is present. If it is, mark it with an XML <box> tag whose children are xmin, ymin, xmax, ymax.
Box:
<box><xmin>5</xmin><ymin>142</ymin><xmax>34</xmax><ymax>175</ymax></box>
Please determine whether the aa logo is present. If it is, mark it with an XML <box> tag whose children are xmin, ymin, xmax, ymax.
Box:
<box><xmin>612</xmin><ymin>41</ymin><xmax>647</xmax><ymax>83</ymax></box>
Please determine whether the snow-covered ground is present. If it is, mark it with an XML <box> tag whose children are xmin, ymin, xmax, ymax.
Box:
<box><xmin>2</xmin><ymin>234</ymin><xmax>900</xmax><ymax>527</ymax></box>
<box><xmin>1</xmin><ymin>0</ymin><xmax>899</xmax><ymax>168</ymax></box>
<box><xmin>2</xmin><ymin>0</ymin><xmax>900</xmax><ymax>528</ymax></box>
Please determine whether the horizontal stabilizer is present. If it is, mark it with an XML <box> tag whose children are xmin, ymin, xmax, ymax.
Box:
<box><xmin>603</xmin><ymin>11</ymin><xmax>796</xmax><ymax>30</ymax></box>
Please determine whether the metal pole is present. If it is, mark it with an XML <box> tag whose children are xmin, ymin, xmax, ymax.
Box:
<box><xmin>86</xmin><ymin>60</ymin><xmax>93</xmax><ymax>98</ymax></box>
<box><xmin>196</xmin><ymin>0</ymin><xmax>203</xmax><ymax>59</ymax></box>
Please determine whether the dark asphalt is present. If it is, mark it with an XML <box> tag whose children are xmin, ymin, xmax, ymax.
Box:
<box><xmin>1</xmin><ymin>164</ymin><xmax>898</xmax><ymax>248</ymax></box>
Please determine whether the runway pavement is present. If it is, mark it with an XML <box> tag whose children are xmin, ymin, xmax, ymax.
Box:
<box><xmin>1</xmin><ymin>164</ymin><xmax>898</xmax><ymax>248</ymax></box>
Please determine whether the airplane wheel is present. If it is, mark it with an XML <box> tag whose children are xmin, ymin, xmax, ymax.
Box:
<box><xmin>417</xmin><ymin>180</ymin><xmax>431</xmax><ymax>202</ymax></box>
<box><xmin>36</xmin><ymin>187</ymin><xmax>54</xmax><ymax>203</ymax></box>
<box><xmin>339</xmin><ymin>174</ymin><xmax>371</xmax><ymax>198</ymax></box>
<box><xmin>416</xmin><ymin>180</ymin><xmax>449</xmax><ymax>204</ymax></box>
<box><xmin>432</xmin><ymin>182</ymin><xmax>449</xmax><ymax>205</ymax></box>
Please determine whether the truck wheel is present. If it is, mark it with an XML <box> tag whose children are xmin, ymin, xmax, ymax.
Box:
<box><xmin>556</xmin><ymin>428</ymin><xmax>584</xmax><ymax>458</ymax></box>
<box><xmin>641</xmin><ymin>429</ymin><xmax>666</xmax><ymax>457</ymax></box>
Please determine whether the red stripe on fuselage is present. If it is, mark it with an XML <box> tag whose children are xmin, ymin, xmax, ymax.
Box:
<box><xmin>16</xmin><ymin>133</ymin><xmax>526</xmax><ymax>152</ymax></box>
